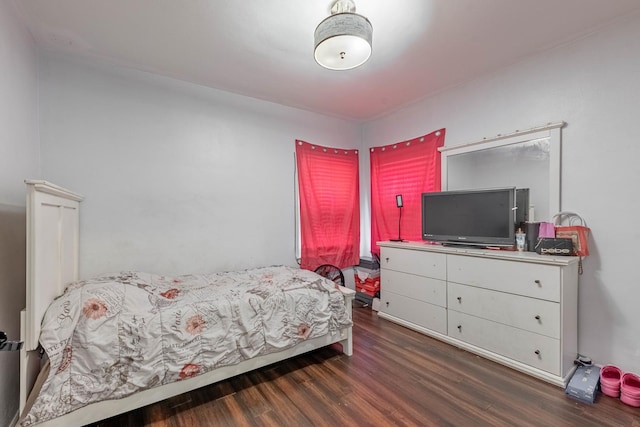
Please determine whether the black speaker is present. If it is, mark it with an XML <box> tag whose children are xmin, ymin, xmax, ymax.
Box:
<box><xmin>516</xmin><ymin>188</ymin><xmax>529</xmax><ymax>225</ymax></box>
<box><xmin>525</xmin><ymin>222</ymin><xmax>540</xmax><ymax>252</ymax></box>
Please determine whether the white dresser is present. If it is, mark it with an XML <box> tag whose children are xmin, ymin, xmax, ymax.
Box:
<box><xmin>378</xmin><ymin>241</ymin><xmax>579</xmax><ymax>387</ymax></box>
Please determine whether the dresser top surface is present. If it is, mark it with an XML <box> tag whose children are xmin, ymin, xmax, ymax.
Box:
<box><xmin>378</xmin><ymin>241</ymin><xmax>580</xmax><ymax>266</ymax></box>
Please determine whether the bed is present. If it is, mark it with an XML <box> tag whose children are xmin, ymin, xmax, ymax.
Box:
<box><xmin>18</xmin><ymin>180</ymin><xmax>355</xmax><ymax>427</ymax></box>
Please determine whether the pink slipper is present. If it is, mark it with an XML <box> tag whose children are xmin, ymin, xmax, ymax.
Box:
<box><xmin>600</xmin><ymin>365</ymin><xmax>623</xmax><ymax>398</ymax></box>
<box><xmin>621</xmin><ymin>372</ymin><xmax>640</xmax><ymax>406</ymax></box>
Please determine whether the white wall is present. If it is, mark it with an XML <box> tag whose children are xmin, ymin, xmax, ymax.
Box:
<box><xmin>362</xmin><ymin>13</ymin><xmax>640</xmax><ymax>372</ymax></box>
<box><xmin>0</xmin><ymin>1</ymin><xmax>39</xmax><ymax>206</ymax></box>
<box><xmin>0</xmin><ymin>0</ymin><xmax>39</xmax><ymax>425</ymax></box>
<box><xmin>38</xmin><ymin>53</ymin><xmax>361</xmax><ymax>278</ymax></box>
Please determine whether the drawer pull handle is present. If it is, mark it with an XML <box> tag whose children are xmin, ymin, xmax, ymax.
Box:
<box><xmin>386</xmin><ymin>301</ymin><xmax>389</xmax><ymax>307</ymax></box>
<box><xmin>534</xmin><ymin>279</ymin><xmax>541</xmax><ymax>286</ymax></box>
<box><xmin>457</xmin><ymin>325</ymin><xmax>462</xmax><ymax>332</ymax></box>
<box><xmin>534</xmin><ymin>350</ymin><xmax>541</xmax><ymax>356</ymax></box>
<box><xmin>457</xmin><ymin>297</ymin><xmax>462</xmax><ymax>303</ymax></box>
<box><xmin>386</xmin><ymin>257</ymin><xmax>390</xmax><ymax>263</ymax></box>
<box><xmin>535</xmin><ymin>315</ymin><xmax>541</xmax><ymax>321</ymax></box>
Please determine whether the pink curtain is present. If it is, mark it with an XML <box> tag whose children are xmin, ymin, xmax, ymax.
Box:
<box><xmin>370</xmin><ymin>129</ymin><xmax>445</xmax><ymax>256</ymax></box>
<box><xmin>296</xmin><ymin>140</ymin><xmax>360</xmax><ymax>270</ymax></box>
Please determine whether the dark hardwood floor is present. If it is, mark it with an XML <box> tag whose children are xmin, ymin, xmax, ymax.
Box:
<box><xmin>92</xmin><ymin>305</ymin><xmax>639</xmax><ymax>427</ymax></box>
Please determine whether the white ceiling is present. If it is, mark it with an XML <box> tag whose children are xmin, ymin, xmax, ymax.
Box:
<box><xmin>13</xmin><ymin>0</ymin><xmax>640</xmax><ymax>122</ymax></box>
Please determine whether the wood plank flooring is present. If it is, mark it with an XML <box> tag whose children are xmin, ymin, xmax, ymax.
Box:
<box><xmin>92</xmin><ymin>305</ymin><xmax>639</xmax><ymax>427</ymax></box>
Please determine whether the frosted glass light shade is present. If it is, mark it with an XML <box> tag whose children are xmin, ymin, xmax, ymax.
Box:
<box><xmin>314</xmin><ymin>13</ymin><xmax>373</xmax><ymax>70</ymax></box>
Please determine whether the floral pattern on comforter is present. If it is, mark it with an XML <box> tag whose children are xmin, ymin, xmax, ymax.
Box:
<box><xmin>21</xmin><ymin>266</ymin><xmax>352</xmax><ymax>426</ymax></box>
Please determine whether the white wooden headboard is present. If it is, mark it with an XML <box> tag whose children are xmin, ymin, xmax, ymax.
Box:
<box><xmin>20</xmin><ymin>180</ymin><xmax>83</xmax><ymax>414</ymax></box>
<box><xmin>24</xmin><ymin>180</ymin><xmax>84</xmax><ymax>350</ymax></box>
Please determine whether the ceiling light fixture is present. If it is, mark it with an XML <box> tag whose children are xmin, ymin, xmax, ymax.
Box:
<box><xmin>314</xmin><ymin>0</ymin><xmax>373</xmax><ymax>70</ymax></box>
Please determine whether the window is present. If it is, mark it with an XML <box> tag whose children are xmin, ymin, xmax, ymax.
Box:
<box><xmin>370</xmin><ymin>129</ymin><xmax>445</xmax><ymax>255</ymax></box>
<box><xmin>295</xmin><ymin>140</ymin><xmax>360</xmax><ymax>270</ymax></box>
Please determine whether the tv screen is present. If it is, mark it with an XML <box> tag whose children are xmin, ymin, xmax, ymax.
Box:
<box><xmin>421</xmin><ymin>187</ymin><xmax>516</xmax><ymax>247</ymax></box>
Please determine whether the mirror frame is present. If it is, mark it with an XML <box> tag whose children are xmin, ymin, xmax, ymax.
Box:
<box><xmin>440</xmin><ymin>122</ymin><xmax>564</xmax><ymax>220</ymax></box>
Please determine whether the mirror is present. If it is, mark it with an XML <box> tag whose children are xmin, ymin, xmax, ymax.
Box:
<box><xmin>441</xmin><ymin>124</ymin><xmax>563</xmax><ymax>222</ymax></box>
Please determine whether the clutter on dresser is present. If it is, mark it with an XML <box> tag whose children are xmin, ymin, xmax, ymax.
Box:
<box><xmin>538</xmin><ymin>221</ymin><xmax>556</xmax><ymax>239</ymax></box>
<box><xmin>515</xmin><ymin>228</ymin><xmax>526</xmax><ymax>251</ymax></box>
<box><xmin>532</xmin><ymin>211</ymin><xmax>590</xmax><ymax>274</ymax></box>
<box><xmin>553</xmin><ymin>211</ymin><xmax>591</xmax><ymax>257</ymax></box>
<box><xmin>535</xmin><ymin>237</ymin><xmax>573</xmax><ymax>255</ymax></box>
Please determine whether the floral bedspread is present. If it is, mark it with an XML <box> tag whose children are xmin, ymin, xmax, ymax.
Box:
<box><xmin>21</xmin><ymin>266</ymin><xmax>352</xmax><ymax>426</ymax></box>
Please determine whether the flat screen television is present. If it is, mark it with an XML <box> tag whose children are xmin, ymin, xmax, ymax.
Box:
<box><xmin>421</xmin><ymin>187</ymin><xmax>516</xmax><ymax>247</ymax></box>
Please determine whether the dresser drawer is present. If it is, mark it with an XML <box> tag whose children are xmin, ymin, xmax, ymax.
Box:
<box><xmin>382</xmin><ymin>269</ymin><xmax>446</xmax><ymax>307</ymax></box>
<box><xmin>380</xmin><ymin>291</ymin><xmax>447</xmax><ymax>334</ymax></box>
<box><xmin>448</xmin><ymin>255</ymin><xmax>561</xmax><ymax>302</ymax></box>
<box><xmin>447</xmin><ymin>282</ymin><xmax>560</xmax><ymax>338</ymax></box>
<box><xmin>448</xmin><ymin>311</ymin><xmax>560</xmax><ymax>375</ymax></box>
<box><xmin>381</xmin><ymin>247</ymin><xmax>446</xmax><ymax>280</ymax></box>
